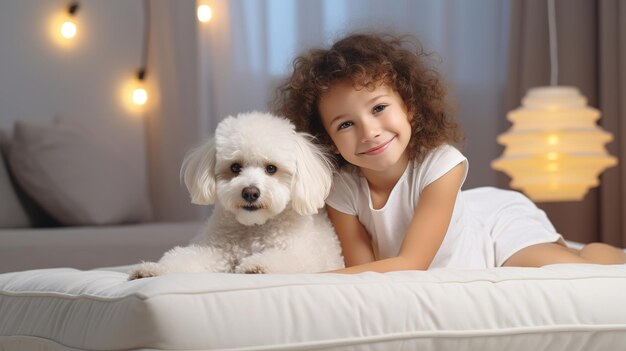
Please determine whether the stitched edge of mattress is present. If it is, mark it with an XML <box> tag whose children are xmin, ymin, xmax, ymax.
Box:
<box><xmin>1</xmin><ymin>273</ymin><xmax>626</xmax><ymax>301</ymax></box>
<box><xmin>205</xmin><ymin>325</ymin><xmax>626</xmax><ymax>351</ymax></box>
<box><xmin>0</xmin><ymin>335</ymin><xmax>86</xmax><ymax>351</ymax></box>
<box><xmin>3</xmin><ymin>324</ymin><xmax>626</xmax><ymax>351</ymax></box>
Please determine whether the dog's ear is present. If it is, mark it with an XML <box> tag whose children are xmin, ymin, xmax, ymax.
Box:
<box><xmin>181</xmin><ymin>137</ymin><xmax>217</xmax><ymax>205</ymax></box>
<box><xmin>291</xmin><ymin>133</ymin><xmax>333</xmax><ymax>215</ymax></box>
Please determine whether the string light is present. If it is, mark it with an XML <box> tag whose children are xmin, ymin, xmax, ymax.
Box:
<box><xmin>132</xmin><ymin>70</ymin><xmax>148</xmax><ymax>106</ymax></box>
<box><xmin>60</xmin><ymin>1</ymin><xmax>79</xmax><ymax>39</ymax></box>
<box><xmin>52</xmin><ymin>1</ymin><xmax>211</xmax><ymax>109</ymax></box>
<box><xmin>197</xmin><ymin>4</ymin><xmax>212</xmax><ymax>23</ymax></box>
<box><xmin>132</xmin><ymin>0</ymin><xmax>150</xmax><ymax>107</ymax></box>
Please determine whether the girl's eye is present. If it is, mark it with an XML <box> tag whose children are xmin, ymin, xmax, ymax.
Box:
<box><xmin>266</xmin><ymin>164</ymin><xmax>277</xmax><ymax>174</ymax></box>
<box><xmin>230</xmin><ymin>163</ymin><xmax>242</xmax><ymax>173</ymax></box>
<box><xmin>372</xmin><ymin>104</ymin><xmax>387</xmax><ymax>114</ymax></box>
<box><xmin>338</xmin><ymin>121</ymin><xmax>353</xmax><ymax>130</ymax></box>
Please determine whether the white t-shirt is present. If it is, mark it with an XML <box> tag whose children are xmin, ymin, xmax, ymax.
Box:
<box><xmin>326</xmin><ymin>144</ymin><xmax>564</xmax><ymax>269</ymax></box>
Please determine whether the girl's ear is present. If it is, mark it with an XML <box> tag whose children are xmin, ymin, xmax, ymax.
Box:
<box><xmin>290</xmin><ymin>133</ymin><xmax>333</xmax><ymax>215</ymax></box>
<box><xmin>406</xmin><ymin>105</ymin><xmax>415</xmax><ymax>122</ymax></box>
<box><xmin>181</xmin><ymin>138</ymin><xmax>217</xmax><ymax>205</ymax></box>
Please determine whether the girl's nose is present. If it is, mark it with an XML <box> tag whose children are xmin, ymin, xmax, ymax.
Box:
<box><xmin>361</xmin><ymin>118</ymin><xmax>381</xmax><ymax>142</ymax></box>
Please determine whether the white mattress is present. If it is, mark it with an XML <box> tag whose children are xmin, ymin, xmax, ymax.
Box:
<box><xmin>1</xmin><ymin>264</ymin><xmax>626</xmax><ymax>350</ymax></box>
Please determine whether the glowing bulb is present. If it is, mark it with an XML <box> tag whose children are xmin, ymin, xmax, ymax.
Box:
<box><xmin>197</xmin><ymin>4</ymin><xmax>212</xmax><ymax>22</ymax></box>
<box><xmin>132</xmin><ymin>88</ymin><xmax>148</xmax><ymax>105</ymax></box>
<box><xmin>547</xmin><ymin>134</ymin><xmax>559</xmax><ymax>145</ymax></box>
<box><xmin>61</xmin><ymin>20</ymin><xmax>77</xmax><ymax>39</ymax></box>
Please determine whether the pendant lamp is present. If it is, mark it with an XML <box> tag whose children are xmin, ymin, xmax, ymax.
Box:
<box><xmin>491</xmin><ymin>0</ymin><xmax>617</xmax><ymax>202</ymax></box>
<box><xmin>492</xmin><ymin>86</ymin><xmax>616</xmax><ymax>201</ymax></box>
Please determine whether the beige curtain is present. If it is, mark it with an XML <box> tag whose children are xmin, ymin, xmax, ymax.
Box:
<box><xmin>503</xmin><ymin>0</ymin><xmax>626</xmax><ymax>246</ymax></box>
<box><xmin>145</xmin><ymin>0</ymin><xmax>202</xmax><ymax>221</ymax></box>
<box><xmin>599</xmin><ymin>0</ymin><xmax>626</xmax><ymax>247</ymax></box>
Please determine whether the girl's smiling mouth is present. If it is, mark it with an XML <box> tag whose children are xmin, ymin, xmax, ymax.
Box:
<box><xmin>360</xmin><ymin>137</ymin><xmax>395</xmax><ymax>156</ymax></box>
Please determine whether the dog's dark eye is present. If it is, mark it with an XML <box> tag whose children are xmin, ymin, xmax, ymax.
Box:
<box><xmin>230</xmin><ymin>163</ymin><xmax>242</xmax><ymax>173</ymax></box>
<box><xmin>266</xmin><ymin>165</ymin><xmax>277</xmax><ymax>174</ymax></box>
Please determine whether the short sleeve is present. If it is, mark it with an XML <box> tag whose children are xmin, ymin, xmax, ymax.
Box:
<box><xmin>417</xmin><ymin>145</ymin><xmax>468</xmax><ymax>193</ymax></box>
<box><xmin>325</xmin><ymin>171</ymin><xmax>360</xmax><ymax>216</ymax></box>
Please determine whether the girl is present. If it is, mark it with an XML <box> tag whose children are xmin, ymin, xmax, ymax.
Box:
<box><xmin>274</xmin><ymin>32</ymin><xmax>626</xmax><ymax>274</ymax></box>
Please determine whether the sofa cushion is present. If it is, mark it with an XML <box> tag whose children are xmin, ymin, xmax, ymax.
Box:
<box><xmin>1</xmin><ymin>130</ymin><xmax>61</xmax><ymax>228</ymax></box>
<box><xmin>8</xmin><ymin>119</ymin><xmax>153</xmax><ymax>226</ymax></box>
<box><xmin>0</xmin><ymin>130</ymin><xmax>30</xmax><ymax>228</ymax></box>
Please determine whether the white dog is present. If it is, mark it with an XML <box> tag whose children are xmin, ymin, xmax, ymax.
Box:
<box><xmin>129</xmin><ymin>112</ymin><xmax>344</xmax><ymax>279</ymax></box>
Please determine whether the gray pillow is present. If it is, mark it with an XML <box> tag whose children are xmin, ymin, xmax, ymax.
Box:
<box><xmin>0</xmin><ymin>130</ymin><xmax>31</xmax><ymax>228</ymax></box>
<box><xmin>8</xmin><ymin>120</ymin><xmax>153</xmax><ymax>226</ymax></box>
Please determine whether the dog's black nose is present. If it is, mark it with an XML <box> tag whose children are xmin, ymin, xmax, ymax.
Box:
<box><xmin>242</xmin><ymin>186</ymin><xmax>260</xmax><ymax>202</ymax></box>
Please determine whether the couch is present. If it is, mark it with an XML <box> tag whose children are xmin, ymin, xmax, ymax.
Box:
<box><xmin>0</xmin><ymin>119</ymin><xmax>203</xmax><ymax>273</ymax></box>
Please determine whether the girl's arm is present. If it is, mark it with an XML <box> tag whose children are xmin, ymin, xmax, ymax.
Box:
<box><xmin>326</xmin><ymin>205</ymin><xmax>376</xmax><ymax>266</ymax></box>
<box><xmin>327</xmin><ymin>162</ymin><xmax>466</xmax><ymax>274</ymax></box>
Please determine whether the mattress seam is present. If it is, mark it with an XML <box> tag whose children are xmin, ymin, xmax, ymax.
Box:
<box><xmin>1</xmin><ymin>274</ymin><xmax>626</xmax><ymax>301</ymax></box>
<box><xmin>210</xmin><ymin>324</ymin><xmax>626</xmax><ymax>351</ymax></box>
<box><xmin>3</xmin><ymin>324</ymin><xmax>626</xmax><ymax>351</ymax></box>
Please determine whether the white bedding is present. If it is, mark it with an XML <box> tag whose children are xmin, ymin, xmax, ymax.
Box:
<box><xmin>1</xmin><ymin>264</ymin><xmax>626</xmax><ymax>350</ymax></box>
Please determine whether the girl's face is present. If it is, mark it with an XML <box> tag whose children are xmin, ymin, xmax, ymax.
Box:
<box><xmin>318</xmin><ymin>81</ymin><xmax>412</xmax><ymax>173</ymax></box>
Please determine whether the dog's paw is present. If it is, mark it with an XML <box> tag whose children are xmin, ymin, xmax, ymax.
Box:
<box><xmin>128</xmin><ymin>262</ymin><xmax>163</xmax><ymax>280</ymax></box>
<box><xmin>235</xmin><ymin>264</ymin><xmax>267</xmax><ymax>274</ymax></box>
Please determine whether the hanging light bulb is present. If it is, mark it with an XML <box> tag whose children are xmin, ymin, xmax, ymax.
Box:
<box><xmin>492</xmin><ymin>87</ymin><xmax>617</xmax><ymax>201</ymax></box>
<box><xmin>129</xmin><ymin>0</ymin><xmax>150</xmax><ymax>108</ymax></box>
<box><xmin>132</xmin><ymin>87</ymin><xmax>148</xmax><ymax>105</ymax></box>
<box><xmin>132</xmin><ymin>69</ymin><xmax>148</xmax><ymax>106</ymax></box>
<box><xmin>197</xmin><ymin>4</ymin><xmax>212</xmax><ymax>23</ymax></box>
<box><xmin>60</xmin><ymin>21</ymin><xmax>77</xmax><ymax>39</ymax></box>
<box><xmin>60</xmin><ymin>1</ymin><xmax>79</xmax><ymax>39</ymax></box>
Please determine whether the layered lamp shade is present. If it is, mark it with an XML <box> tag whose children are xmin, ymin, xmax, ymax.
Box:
<box><xmin>492</xmin><ymin>86</ymin><xmax>617</xmax><ymax>202</ymax></box>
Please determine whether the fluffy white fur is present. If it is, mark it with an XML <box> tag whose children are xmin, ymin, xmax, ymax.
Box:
<box><xmin>129</xmin><ymin>112</ymin><xmax>344</xmax><ymax>279</ymax></box>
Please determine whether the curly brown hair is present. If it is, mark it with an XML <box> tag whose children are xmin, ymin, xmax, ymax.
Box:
<box><xmin>273</xmin><ymin>32</ymin><xmax>462</xmax><ymax>168</ymax></box>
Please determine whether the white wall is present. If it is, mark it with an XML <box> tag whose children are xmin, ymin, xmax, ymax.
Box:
<box><xmin>0</xmin><ymin>0</ymin><xmax>147</xmax><ymax>182</ymax></box>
